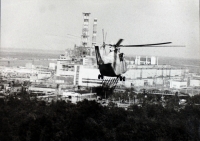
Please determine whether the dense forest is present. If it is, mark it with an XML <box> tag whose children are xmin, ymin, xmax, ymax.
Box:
<box><xmin>1</xmin><ymin>95</ymin><xmax>200</xmax><ymax>141</ymax></box>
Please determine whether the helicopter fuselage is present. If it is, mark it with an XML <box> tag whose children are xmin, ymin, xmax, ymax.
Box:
<box><xmin>98</xmin><ymin>63</ymin><xmax>120</xmax><ymax>77</ymax></box>
<box><xmin>95</xmin><ymin>46</ymin><xmax>127</xmax><ymax>80</ymax></box>
<box><xmin>94</xmin><ymin>38</ymin><xmax>173</xmax><ymax>81</ymax></box>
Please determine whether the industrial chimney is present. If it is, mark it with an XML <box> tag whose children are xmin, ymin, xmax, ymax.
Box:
<box><xmin>81</xmin><ymin>13</ymin><xmax>90</xmax><ymax>47</ymax></box>
<box><xmin>92</xmin><ymin>18</ymin><xmax>97</xmax><ymax>46</ymax></box>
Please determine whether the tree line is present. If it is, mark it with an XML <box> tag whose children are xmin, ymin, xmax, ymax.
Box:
<box><xmin>0</xmin><ymin>94</ymin><xmax>200</xmax><ymax>141</ymax></box>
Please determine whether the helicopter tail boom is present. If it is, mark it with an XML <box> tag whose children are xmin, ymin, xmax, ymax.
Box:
<box><xmin>95</xmin><ymin>46</ymin><xmax>104</xmax><ymax>65</ymax></box>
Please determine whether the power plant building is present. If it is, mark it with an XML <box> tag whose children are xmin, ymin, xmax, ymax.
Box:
<box><xmin>55</xmin><ymin>13</ymin><xmax>189</xmax><ymax>88</ymax></box>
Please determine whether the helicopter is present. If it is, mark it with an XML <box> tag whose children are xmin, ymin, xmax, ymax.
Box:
<box><xmin>95</xmin><ymin>33</ymin><xmax>173</xmax><ymax>81</ymax></box>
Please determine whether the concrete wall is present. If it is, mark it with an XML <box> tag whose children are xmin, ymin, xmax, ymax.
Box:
<box><xmin>125</xmin><ymin>68</ymin><xmax>184</xmax><ymax>79</ymax></box>
<box><xmin>142</xmin><ymin>69</ymin><xmax>156</xmax><ymax>78</ymax></box>
<box><xmin>155</xmin><ymin>78</ymin><xmax>164</xmax><ymax>85</ymax></box>
<box><xmin>78</xmin><ymin>66</ymin><xmax>101</xmax><ymax>87</ymax></box>
<box><xmin>49</xmin><ymin>63</ymin><xmax>56</xmax><ymax>70</ymax></box>
<box><xmin>125</xmin><ymin>69</ymin><xmax>141</xmax><ymax>79</ymax></box>
<box><xmin>170</xmin><ymin>69</ymin><xmax>182</xmax><ymax>76</ymax></box>
<box><xmin>170</xmin><ymin>81</ymin><xmax>187</xmax><ymax>89</ymax></box>
<box><xmin>129</xmin><ymin>80</ymin><xmax>144</xmax><ymax>87</ymax></box>
<box><xmin>151</xmin><ymin>56</ymin><xmax>156</xmax><ymax>65</ymax></box>
<box><xmin>37</xmin><ymin>72</ymin><xmax>51</xmax><ymax>79</ymax></box>
<box><xmin>29</xmin><ymin>87</ymin><xmax>56</xmax><ymax>92</ymax></box>
<box><xmin>190</xmin><ymin>80</ymin><xmax>200</xmax><ymax>87</ymax></box>
<box><xmin>56</xmin><ymin>60</ymin><xmax>75</xmax><ymax>76</ymax></box>
<box><xmin>163</xmin><ymin>69</ymin><xmax>170</xmax><ymax>77</ymax></box>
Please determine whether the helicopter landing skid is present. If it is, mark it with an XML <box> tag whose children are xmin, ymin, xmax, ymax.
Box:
<box><xmin>98</xmin><ymin>74</ymin><xmax>104</xmax><ymax>79</ymax></box>
<box><xmin>118</xmin><ymin>75</ymin><xmax>126</xmax><ymax>81</ymax></box>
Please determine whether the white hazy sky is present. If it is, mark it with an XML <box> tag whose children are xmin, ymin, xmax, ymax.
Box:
<box><xmin>1</xmin><ymin>0</ymin><xmax>199</xmax><ymax>59</ymax></box>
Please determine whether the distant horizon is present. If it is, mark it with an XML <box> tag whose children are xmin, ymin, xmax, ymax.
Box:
<box><xmin>1</xmin><ymin>46</ymin><xmax>200</xmax><ymax>60</ymax></box>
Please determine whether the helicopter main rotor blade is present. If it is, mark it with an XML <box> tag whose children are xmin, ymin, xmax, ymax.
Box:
<box><xmin>134</xmin><ymin>45</ymin><xmax>185</xmax><ymax>47</ymax></box>
<box><xmin>115</xmin><ymin>39</ymin><xmax>124</xmax><ymax>47</ymax></box>
<box><xmin>106</xmin><ymin>39</ymin><xmax>124</xmax><ymax>47</ymax></box>
<box><xmin>121</xmin><ymin>42</ymin><xmax>172</xmax><ymax>47</ymax></box>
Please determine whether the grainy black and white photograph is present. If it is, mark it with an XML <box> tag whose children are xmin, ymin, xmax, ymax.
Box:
<box><xmin>0</xmin><ymin>0</ymin><xmax>200</xmax><ymax>140</ymax></box>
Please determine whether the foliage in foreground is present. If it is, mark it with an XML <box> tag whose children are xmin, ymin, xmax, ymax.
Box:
<box><xmin>0</xmin><ymin>97</ymin><xmax>200</xmax><ymax>141</ymax></box>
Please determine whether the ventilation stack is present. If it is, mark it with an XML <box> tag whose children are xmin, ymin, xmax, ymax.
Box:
<box><xmin>92</xmin><ymin>18</ymin><xmax>97</xmax><ymax>46</ymax></box>
<box><xmin>81</xmin><ymin>13</ymin><xmax>90</xmax><ymax>47</ymax></box>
